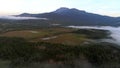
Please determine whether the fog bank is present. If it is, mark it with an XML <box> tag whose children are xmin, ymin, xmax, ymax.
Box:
<box><xmin>0</xmin><ymin>16</ymin><xmax>47</xmax><ymax>20</ymax></box>
<box><xmin>68</xmin><ymin>26</ymin><xmax>120</xmax><ymax>45</ymax></box>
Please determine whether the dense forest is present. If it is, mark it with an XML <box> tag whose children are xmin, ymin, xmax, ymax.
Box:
<box><xmin>0</xmin><ymin>37</ymin><xmax>120</xmax><ymax>68</ymax></box>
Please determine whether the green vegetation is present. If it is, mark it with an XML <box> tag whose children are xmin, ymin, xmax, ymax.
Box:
<box><xmin>72</xmin><ymin>29</ymin><xmax>110</xmax><ymax>39</ymax></box>
<box><xmin>0</xmin><ymin>27</ymin><xmax>118</xmax><ymax>68</ymax></box>
<box><xmin>0</xmin><ymin>28</ymin><xmax>110</xmax><ymax>45</ymax></box>
<box><xmin>0</xmin><ymin>37</ymin><xmax>119</xmax><ymax>68</ymax></box>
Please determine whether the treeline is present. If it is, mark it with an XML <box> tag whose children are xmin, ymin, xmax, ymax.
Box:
<box><xmin>72</xmin><ymin>29</ymin><xmax>111</xmax><ymax>39</ymax></box>
<box><xmin>0</xmin><ymin>37</ymin><xmax>119</xmax><ymax>66</ymax></box>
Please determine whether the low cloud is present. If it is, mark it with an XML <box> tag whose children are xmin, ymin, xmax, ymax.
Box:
<box><xmin>68</xmin><ymin>26</ymin><xmax>120</xmax><ymax>45</ymax></box>
<box><xmin>0</xmin><ymin>16</ymin><xmax>48</xmax><ymax>20</ymax></box>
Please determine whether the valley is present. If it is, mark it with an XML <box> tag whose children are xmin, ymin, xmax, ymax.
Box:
<box><xmin>0</xmin><ymin>26</ymin><xmax>118</xmax><ymax>68</ymax></box>
<box><xmin>0</xmin><ymin>27</ymin><xmax>110</xmax><ymax>45</ymax></box>
<box><xmin>0</xmin><ymin>6</ymin><xmax>120</xmax><ymax>68</ymax></box>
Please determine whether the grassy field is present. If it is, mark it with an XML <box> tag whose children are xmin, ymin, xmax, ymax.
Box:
<box><xmin>40</xmin><ymin>33</ymin><xmax>87</xmax><ymax>45</ymax></box>
<box><xmin>0</xmin><ymin>27</ymin><xmax>108</xmax><ymax>45</ymax></box>
<box><xmin>0</xmin><ymin>27</ymin><xmax>116</xmax><ymax>68</ymax></box>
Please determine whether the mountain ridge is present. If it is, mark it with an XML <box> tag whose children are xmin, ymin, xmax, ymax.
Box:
<box><xmin>18</xmin><ymin>7</ymin><xmax>115</xmax><ymax>17</ymax></box>
<box><xmin>15</xmin><ymin>7</ymin><xmax>120</xmax><ymax>26</ymax></box>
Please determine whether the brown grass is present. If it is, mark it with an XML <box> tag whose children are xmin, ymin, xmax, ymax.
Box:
<box><xmin>0</xmin><ymin>27</ymin><xmax>88</xmax><ymax>45</ymax></box>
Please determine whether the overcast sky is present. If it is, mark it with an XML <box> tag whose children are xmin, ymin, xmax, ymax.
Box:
<box><xmin>0</xmin><ymin>0</ymin><xmax>119</xmax><ymax>17</ymax></box>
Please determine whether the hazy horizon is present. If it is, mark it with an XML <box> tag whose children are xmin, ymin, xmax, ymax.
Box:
<box><xmin>0</xmin><ymin>0</ymin><xmax>120</xmax><ymax>17</ymax></box>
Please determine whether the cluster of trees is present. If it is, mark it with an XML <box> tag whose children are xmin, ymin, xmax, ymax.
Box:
<box><xmin>0</xmin><ymin>37</ymin><xmax>120</xmax><ymax>67</ymax></box>
<box><xmin>72</xmin><ymin>29</ymin><xmax>110</xmax><ymax>39</ymax></box>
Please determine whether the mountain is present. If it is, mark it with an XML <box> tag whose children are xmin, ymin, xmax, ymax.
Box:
<box><xmin>17</xmin><ymin>7</ymin><xmax>120</xmax><ymax>26</ymax></box>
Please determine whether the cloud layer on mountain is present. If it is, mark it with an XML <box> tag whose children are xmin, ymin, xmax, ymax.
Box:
<box><xmin>0</xmin><ymin>16</ymin><xmax>47</xmax><ymax>20</ymax></box>
<box><xmin>68</xmin><ymin>26</ymin><xmax>120</xmax><ymax>45</ymax></box>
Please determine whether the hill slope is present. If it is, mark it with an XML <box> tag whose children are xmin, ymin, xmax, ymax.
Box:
<box><xmin>18</xmin><ymin>7</ymin><xmax>120</xmax><ymax>26</ymax></box>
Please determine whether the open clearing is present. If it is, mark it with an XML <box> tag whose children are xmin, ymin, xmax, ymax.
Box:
<box><xmin>0</xmin><ymin>27</ymin><xmax>106</xmax><ymax>45</ymax></box>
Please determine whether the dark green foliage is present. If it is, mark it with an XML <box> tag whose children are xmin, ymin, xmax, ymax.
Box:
<box><xmin>0</xmin><ymin>37</ymin><xmax>119</xmax><ymax>66</ymax></box>
<box><xmin>72</xmin><ymin>29</ymin><xmax>111</xmax><ymax>39</ymax></box>
<box><xmin>83</xmin><ymin>44</ymin><xmax>120</xmax><ymax>65</ymax></box>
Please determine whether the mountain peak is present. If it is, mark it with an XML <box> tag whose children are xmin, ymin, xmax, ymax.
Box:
<box><xmin>54</xmin><ymin>7</ymin><xmax>70</xmax><ymax>13</ymax></box>
<box><xmin>53</xmin><ymin>7</ymin><xmax>86</xmax><ymax>14</ymax></box>
<box><xmin>58</xmin><ymin>7</ymin><xmax>70</xmax><ymax>10</ymax></box>
<box><xmin>20</xmin><ymin>13</ymin><xmax>30</xmax><ymax>15</ymax></box>
<box><xmin>18</xmin><ymin>13</ymin><xmax>34</xmax><ymax>17</ymax></box>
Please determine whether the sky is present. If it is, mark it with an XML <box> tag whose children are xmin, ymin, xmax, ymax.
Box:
<box><xmin>0</xmin><ymin>0</ymin><xmax>120</xmax><ymax>17</ymax></box>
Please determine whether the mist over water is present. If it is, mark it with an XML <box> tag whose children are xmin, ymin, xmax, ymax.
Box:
<box><xmin>0</xmin><ymin>16</ymin><xmax>47</xmax><ymax>20</ymax></box>
<box><xmin>68</xmin><ymin>26</ymin><xmax>120</xmax><ymax>45</ymax></box>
